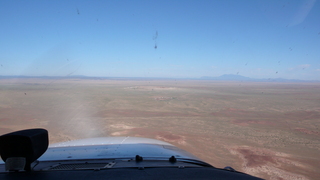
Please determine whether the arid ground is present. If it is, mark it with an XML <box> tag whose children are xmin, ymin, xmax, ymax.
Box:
<box><xmin>0</xmin><ymin>78</ymin><xmax>319</xmax><ymax>179</ymax></box>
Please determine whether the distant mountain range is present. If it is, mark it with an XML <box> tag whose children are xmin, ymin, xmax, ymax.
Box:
<box><xmin>0</xmin><ymin>74</ymin><xmax>317</xmax><ymax>82</ymax></box>
<box><xmin>201</xmin><ymin>74</ymin><xmax>252</xmax><ymax>81</ymax></box>
<box><xmin>200</xmin><ymin>74</ymin><xmax>315</xmax><ymax>82</ymax></box>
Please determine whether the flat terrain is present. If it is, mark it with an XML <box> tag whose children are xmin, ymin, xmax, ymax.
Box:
<box><xmin>0</xmin><ymin>78</ymin><xmax>319</xmax><ymax>180</ymax></box>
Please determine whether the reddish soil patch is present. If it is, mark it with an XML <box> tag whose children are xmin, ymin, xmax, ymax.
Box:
<box><xmin>230</xmin><ymin>146</ymin><xmax>308</xmax><ymax>180</ymax></box>
<box><xmin>212</xmin><ymin>108</ymin><xmax>320</xmax><ymax>121</ymax></box>
<box><xmin>233</xmin><ymin>119</ymin><xmax>275</xmax><ymax>126</ymax></box>
<box><xmin>128</xmin><ymin>127</ymin><xmax>155</xmax><ymax>136</ymax></box>
<box><xmin>283</xmin><ymin>110</ymin><xmax>320</xmax><ymax>121</ymax></box>
<box><xmin>95</xmin><ymin>109</ymin><xmax>199</xmax><ymax>117</ymax></box>
<box><xmin>237</xmin><ymin>148</ymin><xmax>276</xmax><ymax>167</ymax></box>
<box><xmin>294</xmin><ymin>128</ymin><xmax>320</xmax><ymax>136</ymax></box>
<box><xmin>0</xmin><ymin>108</ymin><xmax>39</xmax><ymax>122</ymax></box>
<box><xmin>211</xmin><ymin>108</ymin><xmax>272</xmax><ymax>119</ymax></box>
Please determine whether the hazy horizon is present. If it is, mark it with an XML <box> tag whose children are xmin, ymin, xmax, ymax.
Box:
<box><xmin>0</xmin><ymin>74</ymin><xmax>319</xmax><ymax>82</ymax></box>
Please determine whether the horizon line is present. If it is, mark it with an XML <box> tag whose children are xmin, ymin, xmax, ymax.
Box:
<box><xmin>0</xmin><ymin>75</ymin><xmax>319</xmax><ymax>82</ymax></box>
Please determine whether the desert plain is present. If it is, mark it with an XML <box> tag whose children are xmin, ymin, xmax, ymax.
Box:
<box><xmin>0</xmin><ymin>78</ymin><xmax>319</xmax><ymax>180</ymax></box>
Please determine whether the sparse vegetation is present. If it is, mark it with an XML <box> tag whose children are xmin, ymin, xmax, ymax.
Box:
<box><xmin>0</xmin><ymin>78</ymin><xmax>319</xmax><ymax>180</ymax></box>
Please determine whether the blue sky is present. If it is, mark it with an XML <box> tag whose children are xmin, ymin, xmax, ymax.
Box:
<box><xmin>0</xmin><ymin>0</ymin><xmax>319</xmax><ymax>80</ymax></box>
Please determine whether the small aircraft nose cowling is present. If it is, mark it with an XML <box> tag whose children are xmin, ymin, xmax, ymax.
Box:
<box><xmin>0</xmin><ymin>128</ymin><xmax>49</xmax><ymax>171</ymax></box>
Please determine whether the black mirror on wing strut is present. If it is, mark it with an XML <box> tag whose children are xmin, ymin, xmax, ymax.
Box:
<box><xmin>0</xmin><ymin>128</ymin><xmax>48</xmax><ymax>171</ymax></box>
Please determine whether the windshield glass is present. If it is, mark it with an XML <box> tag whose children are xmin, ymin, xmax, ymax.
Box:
<box><xmin>1</xmin><ymin>0</ymin><xmax>319</xmax><ymax>179</ymax></box>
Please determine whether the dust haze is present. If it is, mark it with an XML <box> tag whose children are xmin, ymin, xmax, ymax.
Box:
<box><xmin>0</xmin><ymin>78</ymin><xmax>319</xmax><ymax>180</ymax></box>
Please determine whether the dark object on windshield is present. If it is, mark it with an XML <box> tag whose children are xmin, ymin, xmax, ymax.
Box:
<box><xmin>0</xmin><ymin>128</ymin><xmax>48</xmax><ymax>171</ymax></box>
